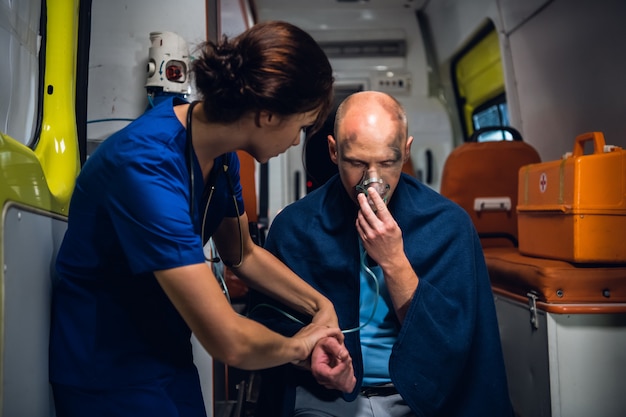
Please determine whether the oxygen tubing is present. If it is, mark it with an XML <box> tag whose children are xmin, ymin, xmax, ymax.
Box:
<box><xmin>247</xmin><ymin>247</ymin><xmax>380</xmax><ymax>334</ymax></box>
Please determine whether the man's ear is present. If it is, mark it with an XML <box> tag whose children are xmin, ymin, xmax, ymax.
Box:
<box><xmin>328</xmin><ymin>135</ymin><xmax>338</xmax><ymax>164</ymax></box>
<box><xmin>404</xmin><ymin>136</ymin><xmax>414</xmax><ymax>163</ymax></box>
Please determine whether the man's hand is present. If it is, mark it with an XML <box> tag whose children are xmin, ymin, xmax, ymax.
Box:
<box><xmin>356</xmin><ymin>188</ymin><xmax>418</xmax><ymax>322</ymax></box>
<box><xmin>310</xmin><ymin>336</ymin><xmax>356</xmax><ymax>393</ymax></box>
<box><xmin>290</xmin><ymin>324</ymin><xmax>344</xmax><ymax>367</ymax></box>
<box><xmin>356</xmin><ymin>189</ymin><xmax>403</xmax><ymax>269</ymax></box>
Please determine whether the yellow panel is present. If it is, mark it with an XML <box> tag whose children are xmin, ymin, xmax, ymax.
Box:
<box><xmin>33</xmin><ymin>0</ymin><xmax>81</xmax><ymax>215</ymax></box>
<box><xmin>454</xmin><ymin>28</ymin><xmax>505</xmax><ymax>136</ymax></box>
<box><xmin>1</xmin><ymin>0</ymin><xmax>79</xmax><ymax>216</ymax></box>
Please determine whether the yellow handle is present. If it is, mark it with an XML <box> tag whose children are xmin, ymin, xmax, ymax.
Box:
<box><xmin>33</xmin><ymin>0</ymin><xmax>81</xmax><ymax>215</ymax></box>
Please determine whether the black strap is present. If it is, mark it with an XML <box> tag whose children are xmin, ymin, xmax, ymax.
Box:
<box><xmin>186</xmin><ymin>101</ymin><xmax>201</xmax><ymax>218</ymax></box>
<box><xmin>360</xmin><ymin>383</ymin><xmax>398</xmax><ymax>397</ymax></box>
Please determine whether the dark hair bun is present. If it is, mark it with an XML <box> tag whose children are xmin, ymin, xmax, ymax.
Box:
<box><xmin>191</xmin><ymin>21</ymin><xmax>333</xmax><ymax>128</ymax></box>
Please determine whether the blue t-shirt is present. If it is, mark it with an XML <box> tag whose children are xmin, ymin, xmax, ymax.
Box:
<box><xmin>50</xmin><ymin>97</ymin><xmax>244</xmax><ymax>391</ymax></box>
<box><xmin>358</xmin><ymin>244</ymin><xmax>398</xmax><ymax>386</ymax></box>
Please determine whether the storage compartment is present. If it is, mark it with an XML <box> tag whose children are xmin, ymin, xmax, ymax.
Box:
<box><xmin>517</xmin><ymin>132</ymin><xmax>626</xmax><ymax>263</ymax></box>
<box><xmin>485</xmin><ymin>248</ymin><xmax>626</xmax><ymax>417</ymax></box>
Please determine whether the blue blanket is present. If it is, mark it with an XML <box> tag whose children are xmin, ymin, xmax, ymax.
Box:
<box><xmin>250</xmin><ymin>173</ymin><xmax>512</xmax><ymax>417</ymax></box>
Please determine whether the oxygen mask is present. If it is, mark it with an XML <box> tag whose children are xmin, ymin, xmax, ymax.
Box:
<box><xmin>355</xmin><ymin>169</ymin><xmax>391</xmax><ymax>211</ymax></box>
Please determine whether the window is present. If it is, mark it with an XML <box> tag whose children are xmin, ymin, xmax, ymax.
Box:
<box><xmin>471</xmin><ymin>95</ymin><xmax>511</xmax><ymax>141</ymax></box>
<box><xmin>452</xmin><ymin>21</ymin><xmax>511</xmax><ymax>142</ymax></box>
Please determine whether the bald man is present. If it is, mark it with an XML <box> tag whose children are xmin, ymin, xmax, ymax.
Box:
<box><xmin>250</xmin><ymin>91</ymin><xmax>513</xmax><ymax>417</ymax></box>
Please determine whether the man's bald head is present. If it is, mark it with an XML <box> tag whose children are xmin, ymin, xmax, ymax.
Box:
<box><xmin>334</xmin><ymin>91</ymin><xmax>408</xmax><ymax>145</ymax></box>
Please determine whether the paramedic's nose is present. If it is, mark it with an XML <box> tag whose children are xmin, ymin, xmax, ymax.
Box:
<box><xmin>355</xmin><ymin>168</ymin><xmax>390</xmax><ymax>210</ymax></box>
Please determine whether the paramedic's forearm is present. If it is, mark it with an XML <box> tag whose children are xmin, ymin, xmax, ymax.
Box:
<box><xmin>234</xmin><ymin>244</ymin><xmax>338</xmax><ymax>327</ymax></box>
<box><xmin>212</xmin><ymin>215</ymin><xmax>337</xmax><ymax>327</ymax></box>
<box><xmin>155</xmin><ymin>263</ymin><xmax>341</xmax><ymax>369</ymax></box>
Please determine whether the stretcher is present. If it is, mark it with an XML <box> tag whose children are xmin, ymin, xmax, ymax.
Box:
<box><xmin>484</xmin><ymin>247</ymin><xmax>626</xmax><ymax>417</ymax></box>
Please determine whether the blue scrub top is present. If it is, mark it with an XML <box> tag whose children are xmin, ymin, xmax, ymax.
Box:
<box><xmin>50</xmin><ymin>97</ymin><xmax>244</xmax><ymax>390</ymax></box>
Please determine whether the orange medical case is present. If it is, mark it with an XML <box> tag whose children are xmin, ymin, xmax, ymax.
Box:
<box><xmin>517</xmin><ymin>131</ymin><xmax>626</xmax><ymax>263</ymax></box>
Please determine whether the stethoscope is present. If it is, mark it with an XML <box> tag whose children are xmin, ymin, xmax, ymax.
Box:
<box><xmin>185</xmin><ymin>100</ymin><xmax>243</xmax><ymax>269</ymax></box>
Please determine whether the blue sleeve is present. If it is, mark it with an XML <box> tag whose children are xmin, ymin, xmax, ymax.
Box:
<box><xmin>107</xmin><ymin>143</ymin><xmax>205</xmax><ymax>274</ymax></box>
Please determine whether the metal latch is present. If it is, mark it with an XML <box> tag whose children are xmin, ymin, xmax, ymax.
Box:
<box><xmin>527</xmin><ymin>291</ymin><xmax>539</xmax><ymax>330</ymax></box>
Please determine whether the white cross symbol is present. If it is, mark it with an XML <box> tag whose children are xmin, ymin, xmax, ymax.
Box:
<box><xmin>539</xmin><ymin>173</ymin><xmax>547</xmax><ymax>193</ymax></box>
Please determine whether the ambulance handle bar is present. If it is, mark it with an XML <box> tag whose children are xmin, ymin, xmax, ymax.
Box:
<box><xmin>469</xmin><ymin>126</ymin><xmax>523</xmax><ymax>143</ymax></box>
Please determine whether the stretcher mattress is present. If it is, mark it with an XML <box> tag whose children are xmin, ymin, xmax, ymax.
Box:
<box><xmin>485</xmin><ymin>247</ymin><xmax>626</xmax><ymax>311</ymax></box>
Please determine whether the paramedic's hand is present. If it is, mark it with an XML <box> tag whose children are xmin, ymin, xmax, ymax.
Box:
<box><xmin>310</xmin><ymin>337</ymin><xmax>356</xmax><ymax>393</ymax></box>
<box><xmin>291</xmin><ymin>324</ymin><xmax>344</xmax><ymax>368</ymax></box>
<box><xmin>356</xmin><ymin>188</ymin><xmax>403</xmax><ymax>269</ymax></box>
<box><xmin>311</xmin><ymin>298</ymin><xmax>341</xmax><ymax>332</ymax></box>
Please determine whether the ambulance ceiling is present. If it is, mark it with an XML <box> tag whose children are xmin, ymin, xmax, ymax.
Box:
<box><xmin>252</xmin><ymin>0</ymin><xmax>427</xmax><ymax>33</ymax></box>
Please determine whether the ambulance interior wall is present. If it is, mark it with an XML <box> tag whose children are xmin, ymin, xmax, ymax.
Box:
<box><xmin>424</xmin><ymin>0</ymin><xmax>626</xmax><ymax>161</ymax></box>
<box><xmin>86</xmin><ymin>0</ymin><xmax>247</xmax><ymax>151</ymax></box>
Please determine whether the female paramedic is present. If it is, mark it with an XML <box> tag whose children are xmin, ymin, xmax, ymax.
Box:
<box><xmin>49</xmin><ymin>20</ymin><xmax>352</xmax><ymax>416</ymax></box>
